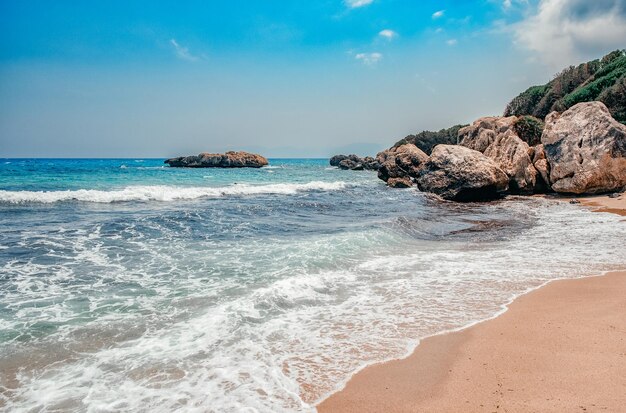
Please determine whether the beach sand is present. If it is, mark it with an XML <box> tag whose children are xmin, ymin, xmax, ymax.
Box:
<box><xmin>577</xmin><ymin>193</ymin><xmax>626</xmax><ymax>216</ymax></box>
<box><xmin>318</xmin><ymin>196</ymin><xmax>626</xmax><ymax>413</ymax></box>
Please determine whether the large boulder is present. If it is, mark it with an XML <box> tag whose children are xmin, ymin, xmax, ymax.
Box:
<box><xmin>416</xmin><ymin>145</ymin><xmax>509</xmax><ymax>201</ymax></box>
<box><xmin>459</xmin><ymin>116</ymin><xmax>539</xmax><ymax>193</ymax></box>
<box><xmin>376</xmin><ymin>144</ymin><xmax>428</xmax><ymax>186</ymax></box>
<box><xmin>542</xmin><ymin>101</ymin><xmax>626</xmax><ymax>194</ymax></box>
<box><xmin>165</xmin><ymin>151</ymin><xmax>268</xmax><ymax>168</ymax></box>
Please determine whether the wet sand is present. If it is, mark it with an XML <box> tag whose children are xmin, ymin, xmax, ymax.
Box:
<box><xmin>577</xmin><ymin>193</ymin><xmax>626</xmax><ymax>216</ymax></box>
<box><xmin>318</xmin><ymin>196</ymin><xmax>626</xmax><ymax>413</ymax></box>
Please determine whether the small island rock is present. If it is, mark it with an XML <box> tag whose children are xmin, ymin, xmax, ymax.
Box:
<box><xmin>165</xmin><ymin>151</ymin><xmax>269</xmax><ymax>168</ymax></box>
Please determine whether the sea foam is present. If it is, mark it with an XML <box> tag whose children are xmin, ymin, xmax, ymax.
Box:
<box><xmin>0</xmin><ymin>181</ymin><xmax>348</xmax><ymax>204</ymax></box>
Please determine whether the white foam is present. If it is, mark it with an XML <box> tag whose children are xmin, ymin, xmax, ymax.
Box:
<box><xmin>1</xmin><ymin>198</ymin><xmax>625</xmax><ymax>412</ymax></box>
<box><xmin>0</xmin><ymin>181</ymin><xmax>349</xmax><ymax>204</ymax></box>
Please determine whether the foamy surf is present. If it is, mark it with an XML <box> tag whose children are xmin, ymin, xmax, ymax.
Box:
<box><xmin>0</xmin><ymin>181</ymin><xmax>349</xmax><ymax>204</ymax></box>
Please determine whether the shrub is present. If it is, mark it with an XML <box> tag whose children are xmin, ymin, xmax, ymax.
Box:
<box><xmin>504</xmin><ymin>50</ymin><xmax>626</xmax><ymax>124</ymax></box>
<box><xmin>393</xmin><ymin>125</ymin><xmax>467</xmax><ymax>154</ymax></box>
<box><xmin>513</xmin><ymin>116</ymin><xmax>544</xmax><ymax>146</ymax></box>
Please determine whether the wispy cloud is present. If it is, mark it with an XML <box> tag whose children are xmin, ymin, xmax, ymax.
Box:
<box><xmin>378</xmin><ymin>29</ymin><xmax>397</xmax><ymax>40</ymax></box>
<box><xmin>432</xmin><ymin>10</ymin><xmax>445</xmax><ymax>19</ymax></box>
<box><xmin>355</xmin><ymin>52</ymin><xmax>382</xmax><ymax>65</ymax></box>
<box><xmin>446</xmin><ymin>39</ymin><xmax>458</xmax><ymax>46</ymax></box>
<box><xmin>502</xmin><ymin>0</ymin><xmax>528</xmax><ymax>10</ymax></box>
<box><xmin>345</xmin><ymin>0</ymin><xmax>374</xmax><ymax>9</ymax></box>
<box><xmin>170</xmin><ymin>38</ymin><xmax>200</xmax><ymax>62</ymax></box>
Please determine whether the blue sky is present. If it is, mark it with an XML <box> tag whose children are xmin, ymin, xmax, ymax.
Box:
<box><xmin>1</xmin><ymin>0</ymin><xmax>624</xmax><ymax>157</ymax></box>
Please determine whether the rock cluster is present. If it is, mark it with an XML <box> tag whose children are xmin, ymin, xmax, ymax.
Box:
<box><xmin>165</xmin><ymin>151</ymin><xmax>268</xmax><ymax>168</ymax></box>
<box><xmin>329</xmin><ymin>154</ymin><xmax>380</xmax><ymax>171</ymax></box>
<box><xmin>459</xmin><ymin>116</ymin><xmax>540</xmax><ymax>193</ymax></box>
<box><xmin>377</xmin><ymin>101</ymin><xmax>626</xmax><ymax>200</ymax></box>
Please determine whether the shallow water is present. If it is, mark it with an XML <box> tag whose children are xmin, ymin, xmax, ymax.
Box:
<box><xmin>1</xmin><ymin>158</ymin><xmax>625</xmax><ymax>412</ymax></box>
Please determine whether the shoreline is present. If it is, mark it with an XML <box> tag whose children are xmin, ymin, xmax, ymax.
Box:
<box><xmin>317</xmin><ymin>195</ymin><xmax>626</xmax><ymax>412</ymax></box>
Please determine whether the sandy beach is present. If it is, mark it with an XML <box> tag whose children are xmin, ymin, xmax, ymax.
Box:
<box><xmin>319</xmin><ymin>195</ymin><xmax>626</xmax><ymax>413</ymax></box>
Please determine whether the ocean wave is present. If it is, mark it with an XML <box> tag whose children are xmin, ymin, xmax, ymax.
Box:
<box><xmin>0</xmin><ymin>181</ymin><xmax>349</xmax><ymax>204</ymax></box>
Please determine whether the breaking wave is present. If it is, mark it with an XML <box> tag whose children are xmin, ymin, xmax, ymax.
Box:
<box><xmin>0</xmin><ymin>181</ymin><xmax>349</xmax><ymax>204</ymax></box>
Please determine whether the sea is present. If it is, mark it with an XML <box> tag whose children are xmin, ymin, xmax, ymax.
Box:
<box><xmin>0</xmin><ymin>158</ymin><xmax>625</xmax><ymax>412</ymax></box>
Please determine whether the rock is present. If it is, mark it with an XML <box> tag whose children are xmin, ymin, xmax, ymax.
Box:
<box><xmin>459</xmin><ymin>116</ymin><xmax>515</xmax><ymax>153</ymax></box>
<box><xmin>338</xmin><ymin>159</ymin><xmax>359</xmax><ymax>170</ymax></box>
<box><xmin>376</xmin><ymin>144</ymin><xmax>429</xmax><ymax>183</ymax></box>
<box><xmin>331</xmin><ymin>154</ymin><xmax>379</xmax><ymax>170</ymax></box>
<box><xmin>416</xmin><ymin>145</ymin><xmax>509</xmax><ymax>201</ymax></box>
<box><xmin>608</xmin><ymin>192</ymin><xmax>621</xmax><ymax>198</ymax></box>
<box><xmin>459</xmin><ymin>116</ymin><xmax>539</xmax><ymax>193</ymax></box>
<box><xmin>569</xmin><ymin>199</ymin><xmax>581</xmax><ymax>204</ymax></box>
<box><xmin>387</xmin><ymin>177</ymin><xmax>413</xmax><ymax>188</ymax></box>
<box><xmin>542</xmin><ymin>101</ymin><xmax>626</xmax><ymax>194</ymax></box>
<box><xmin>330</xmin><ymin>155</ymin><xmax>349</xmax><ymax>167</ymax></box>
<box><xmin>532</xmin><ymin>144</ymin><xmax>551</xmax><ymax>191</ymax></box>
<box><xmin>361</xmin><ymin>156</ymin><xmax>380</xmax><ymax>170</ymax></box>
<box><xmin>165</xmin><ymin>151</ymin><xmax>268</xmax><ymax>168</ymax></box>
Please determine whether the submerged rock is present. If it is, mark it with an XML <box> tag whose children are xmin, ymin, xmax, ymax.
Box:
<box><xmin>165</xmin><ymin>151</ymin><xmax>269</xmax><ymax>168</ymax></box>
<box><xmin>416</xmin><ymin>145</ymin><xmax>509</xmax><ymax>201</ymax></box>
<box><xmin>542</xmin><ymin>101</ymin><xmax>626</xmax><ymax>194</ymax></box>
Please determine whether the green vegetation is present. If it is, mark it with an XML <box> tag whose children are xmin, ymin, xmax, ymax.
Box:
<box><xmin>504</xmin><ymin>50</ymin><xmax>626</xmax><ymax>124</ymax></box>
<box><xmin>393</xmin><ymin>124</ymin><xmax>467</xmax><ymax>154</ymax></box>
<box><xmin>513</xmin><ymin>116</ymin><xmax>544</xmax><ymax>146</ymax></box>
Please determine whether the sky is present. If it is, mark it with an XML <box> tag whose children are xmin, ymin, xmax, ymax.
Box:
<box><xmin>0</xmin><ymin>0</ymin><xmax>624</xmax><ymax>158</ymax></box>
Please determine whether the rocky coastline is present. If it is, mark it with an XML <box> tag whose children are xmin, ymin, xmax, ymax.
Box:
<box><xmin>332</xmin><ymin>101</ymin><xmax>626</xmax><ymax>201</ymax></box>
<box><xmin>165</xmin><ymin>151</ymin><xmax>268</xmax><ymax>168</ymax></box>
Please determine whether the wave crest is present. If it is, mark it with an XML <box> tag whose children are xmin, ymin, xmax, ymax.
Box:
<box><xmin>0</xmin><ymin>181</ymin><xmax>348</xmax><ymax>204</ymax></box>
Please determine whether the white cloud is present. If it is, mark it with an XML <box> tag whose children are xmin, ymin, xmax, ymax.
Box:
<box><xmin>345</xmin><ymin>0</ymin><xmax>373</xmax><ymax>9</ymax></box>
<box><xmin>378</xmin><ymin>29</ymin><xmax>397</xmax><ymax>40</ymax></box>
<box><xmin>446</xmin><ymin>39</ymin><xmax>458</xmax><ymax>46</ymax></box>
<box><xmin>513</xmin><ymin>0</ymin><xmax>626</xmax><ymax>68</ymax></box>
<box><xmin>170</xmin><ymin>39</ymin><xmax>200</xmax><ymax>62</ymax></box>
<box><xmin>502</xmin><ymin>0</ymin><xmax>528</xmax><ymax>10</ymax></box>
<box><xmin>355</xmin><ymin>52</ymin><xmax>382</xmax><ymax>65</ymax></box>
<box><xmin>432</xmin><ymin>10</ymin><xmax>445</xmax><ymax>19</ymax></box>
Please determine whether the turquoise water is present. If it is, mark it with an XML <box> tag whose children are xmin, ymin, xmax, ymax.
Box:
<box><xmin>1</xmin><ymin>159</ymin><xmax>625</xmax><ymax>412</ymax></box>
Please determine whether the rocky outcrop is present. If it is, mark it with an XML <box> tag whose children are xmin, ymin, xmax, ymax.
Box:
<box><xmin>165</xmin><ymin>151</ymin><xmax>268</xmax><ymax>168</ymax></box>
<box><xmin>459</xmin><ymin>116</ymin><xmax>539</xmax><ymax>193</ymax></box>
<box><xmin>376</xmin><ymin>144</ymin><xmax>429</xmax><ymax>186</ymax></box>
<box><xmin>330</xmin><ymin>154</ymin><xmax>379</xmax><ymax>171</ymax></box>
<box><xmin>542</xmin><ymin>101</ymin><xmax>626</xmax><ymax>194</ymax></box>
<box><xmin>416</xmin><ymin>145</ymin><xmax>509</xmax><ymax>201</ymax></box>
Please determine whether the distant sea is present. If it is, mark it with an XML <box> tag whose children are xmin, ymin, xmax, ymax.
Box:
<box><xmin>1</xmin><ymin>158</ymin><xmax>625</xmax><ymax>412</ymax></box>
